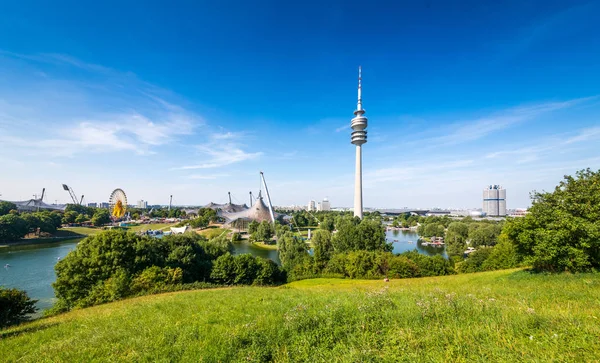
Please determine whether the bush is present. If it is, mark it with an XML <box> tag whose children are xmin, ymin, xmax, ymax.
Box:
<box><xmin>130</xmin><ymin>266</ymin><xmax>183</xmax><ymax>294</ymax></box>
<box><xmin>387</xmin><ymin>256</ymin><xmax>420</xmax><ymax>278</ymax></box>
<box><xmin>456</xmin><ymin>248</ymin><xmax>493</xmax><ymax>273</ymax></box>
<box><xmin>0</xmin><ymin>287</ymin><xmax>37</xmax><ymax>328</ymax></box>
<box><xmin>344</xmin><ymin>251</ymin><xmax>383</xmax><ymax>279</ymax></box>
<box><xmin>481</xmin><ymin>238</ymin><xmax>519</xmax><ymax>271</ymax></box>
<box><xmin>399</xmin><ymin>251</ymin><xmax>455</xmax><ymax>277</ymax></box>
<box><xmin>210</xmin><ymin>253</ymin><xmax>285</xmax><ymax>285</ymax></box>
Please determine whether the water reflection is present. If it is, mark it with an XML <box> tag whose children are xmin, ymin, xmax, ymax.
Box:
<box><xmin>386</xmin><ymin>229</ymin><xmax>447</xmax><ymax>258</ymax></box>
<box><xmin>232</xmin><ymin>242</ymin><xmax>280</xmax><ymax>264</ymax></box>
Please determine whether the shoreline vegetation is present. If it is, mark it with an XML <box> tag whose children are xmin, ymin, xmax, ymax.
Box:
<box><xmin>0</xmin><ymin>223</ymin><xmax>178</xmax><ymax>248</ymax></box>
<box><xmin>251</xmin><ymin>241</ymin><xmax>278</xmax><ymax>250</ymax></box>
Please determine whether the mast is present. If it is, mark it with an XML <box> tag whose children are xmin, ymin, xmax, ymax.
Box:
<box><xmin>351</xmin><ymin>66</ymin><xmax>368</xmax><ymax>219</ymax></box>
<box><xmin>260</xmin><ymin>171</ymin><xmax>276</xmax><ymax>224</ymax></box>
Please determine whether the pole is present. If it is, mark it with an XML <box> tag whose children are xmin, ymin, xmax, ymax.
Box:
<box><xmin>260</xmin><ymin>172</ymin><xmax>276</xmax><ymax>224</ymax></box>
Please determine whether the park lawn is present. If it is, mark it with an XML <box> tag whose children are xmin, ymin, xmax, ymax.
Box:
<box><xmin>55</xmin><ymin>227</ymin><xmax>101</xmax><ymax>236</ymax></box>
<box><xmin>1</xmin><ymin>269</ymin><xmax>599</xmax><ymax>362</ymax></box>
<box><xmin>197</xmin><ymin>228</ymin><xmax>231</xmax><ymax>239</ymax></box>
<box><xmin>127</xmin><ymin>223</ymin><xmax>177</xmax><ymax>233</ymax></box>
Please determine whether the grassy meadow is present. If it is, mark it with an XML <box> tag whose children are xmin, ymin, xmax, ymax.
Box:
<box><xmin>1</xmin><ymin>269</ymin><xmax>599</xmax><ymax>362</ymax></box>
<box><xmin>127</xmin><ymin>223</ymin><xmax>177</xmax><ymax>233</ymax></box>
<box><xmin>197</xmin><ymin>227</ymin><xmax>231</xmax><ymax>239</ymax></box>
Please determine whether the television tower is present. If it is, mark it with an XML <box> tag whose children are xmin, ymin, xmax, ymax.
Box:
<box><xmin>351</xmin><ymin>66</ymin><xmax>368</xmax><ymax>219</ymax></box>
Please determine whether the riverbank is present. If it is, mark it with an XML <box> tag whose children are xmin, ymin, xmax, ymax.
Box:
<box><xmin>0</xmin><ymin>235</ymin><xmax>82</xmax><ymax>248</ymax></box>
<box><xmin>252</xmin><ymin>241</ymin><xmax>278</xmax><ymax>250</ymax></box>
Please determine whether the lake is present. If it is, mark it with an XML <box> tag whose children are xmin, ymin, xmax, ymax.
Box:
<box><xmin>0</xmin><ymin>238</ymin><xmax>279</xmax><ymax>313</ymax></box>
<box><xmin>386</xmin><ymin>229</ymin><xmax>448</xmax><ymax>257</ymax></box>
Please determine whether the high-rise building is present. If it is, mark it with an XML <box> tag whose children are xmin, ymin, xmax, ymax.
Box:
<box><xmin>351</xmin><ymin>66</ymin><xmax>368</xmax><ymax>219</ymax></box>
<box><xmin>307</xmin><ymin>200</ymin><xmax>316</xmax><ymax>211</ymax></box>
<box><xmin>483</xmin><ymin>185</ymin><xmax>506</xmax><ymax>216</ymax></box>
<box><xmin>99</xmin><ymin>202</ymin><xmax>110</xmax><ymax>209</ymax></box>
<box><xmin>87</xmin><ymin>202</ymin><xmax>98</xmax><ymax>208</ymax></box>
<box><xmin>321</xmin><ymin>198</ymin><xmax>331</xmax><ymax>211</ymax></box>
<box><xmin>137</xmin><ymin>200</ymin><xmax>148</xmax><ymax>209</ymax></box>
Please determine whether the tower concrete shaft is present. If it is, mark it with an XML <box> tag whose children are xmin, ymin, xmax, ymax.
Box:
<box><xmin>351</xmin><ymin>66</ymin><xmax>367</xmax><ymax>218</ymax></box>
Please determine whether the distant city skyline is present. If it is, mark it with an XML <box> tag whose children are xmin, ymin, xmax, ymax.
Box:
<box><xmin>1</xmin><ymin>2</ymin><xmax>600</xmax><ymax>209</ymax></box>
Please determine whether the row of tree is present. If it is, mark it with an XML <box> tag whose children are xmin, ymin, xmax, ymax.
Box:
<box><xmin>0</xmin><ymin>206</ymin><xmax>112</xmax><ymax>242</ymax></box>
<box><xmin>52</xmin><ymin>230</ymin><xmax>286</xmax><ymax>312</ymax></box>
<box><xmin>0</xmin><ymin>210</ymin><xmax>62</xmax><ymax>242</ymax></box>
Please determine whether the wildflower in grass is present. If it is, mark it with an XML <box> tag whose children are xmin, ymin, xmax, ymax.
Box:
<box><xmin>526</xmin><ymin>307</ymin><xmax>535</xmax><ymax>314</ymax></box>
<box><xmin>529</xmin><ymin>335</ymin><xmax>534</xmax><ymax>340</ymax></box>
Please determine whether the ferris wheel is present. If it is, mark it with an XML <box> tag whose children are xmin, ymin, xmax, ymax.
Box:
<box><xmin>109</xmin><ymin>188</ymin><xmax>128</xmax><ymax>219</ymax></box>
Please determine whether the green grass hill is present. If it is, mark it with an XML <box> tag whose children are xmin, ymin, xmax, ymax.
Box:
<box><xmin>1</xmin><ymin>269</ymin><xmax>599</xmax><ymax>362</ymax></box>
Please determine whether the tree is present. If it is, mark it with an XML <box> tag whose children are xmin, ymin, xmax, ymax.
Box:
<box><xmin>62</xmin><ymin>211</ymin><xmax>79</xmax><ymax>224</ymax></box>
<box><xmin>332</xmin><ymin>218</ymin><xmax>390</xmax><ymax>253</ymax></box>
<box><xmin>355</xmin><ymin>219</ymin><xmax>391</xmax><ymax>251</ymax></box>
<box><xmin>210</xmin><ymin>253</ymin><xmax>237</xmax><ymax>285</ymax></box>
<box><xmin>91</xmin><ymin>209</ymin><xmax>111</xmax><ymax>226</ymax></box>
<box><xmin>320</xmin><ymin>217</ymin><xmax>335</xmax><ymax>232</ymax></box>
<box><xmin>75</xmin><ymin>214</ymin><xmax>88</xmax><ymax>224</ymax></box>
<box><xmin>446</xmin><ymin>222</ymin><xmax>469</xmax><ymax>256</ymax></box>
<box><xmin>0</xmin><ymin>287</ymin><xmax>37</xmax><ymax>328</ymax></box>
<box><xmin>312</xmin><ymin>230</ymin><xmax>333</xmax><ymax>269</ymax></box>
<box><xmin>504</xmin><ymin>168</ymin><xmax>600</xmax><ymax>272</ymax></box>
<box><xmin>253</xmin><ymin>221</ymin><xmax>273</xmax><ymax>242</ymax></box>
<box><xmin>0</xmin><ymin>201</ymin><xmax>17</xmax><ymax>216</ymax></box>
<box><xmin>277</xmin><ymin>232</ymin><xmax>308</xmax><ymax>270</ymax></box>
<box><xmin>248</xmin><ymin>221</ymin><xmax>259</xmax><ymax>234</ymax></box>
<box><xmin>468</xmin><ymin>224</ymin><xmax>501</xmax><ymax>247</ymax></box>
<box><xmin>0</xmin><ymin>214</ymin><xmax>29</xmax><ymax>242</ymax></box>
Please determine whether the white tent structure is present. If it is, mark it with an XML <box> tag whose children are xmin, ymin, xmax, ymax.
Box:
<box><xmin>220</xmin><ymin>194</ymin><xmax>281</xmax><ymax>226</ymax></box>
<box><xmin>170</xmin><ymin>226</ymin><xmax>192</xmax><ymax>234</ymax></box>
<box><xmin>1</xmin><ymin>198</ymin><xmax>66</xmax><ymax>212</ymax></box>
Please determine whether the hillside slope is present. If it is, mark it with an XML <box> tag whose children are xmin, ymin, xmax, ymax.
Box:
<box><xmin>1</xmin><ymin>269</ymin><xmax>599</xmax><ymax>362</ymax></box>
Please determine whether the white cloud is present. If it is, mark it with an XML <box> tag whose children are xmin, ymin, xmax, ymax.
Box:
<box><xmin>188</xmin><ymin>173</ymin><xmax>230</xmax><ymax>180</ymax></box>
<box><xmin>412</xmin><ymin>97</ymin><xmax>596</xmax><ymax>146</ymax></box>
<box><xmin>0</xmin><ymin>52</ymin><xmax>201</xmax><ymax>158</ymax></box>
<box><xmin>174</xmin><ymin>132</ymin><xmax>263</xmax><ymax>170</ymax></box>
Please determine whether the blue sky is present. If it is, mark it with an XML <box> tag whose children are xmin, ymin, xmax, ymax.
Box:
<box><xmin>1</xmin><ymin>0</ymin><xmax>599</xmax><ymax>209</ymax></box>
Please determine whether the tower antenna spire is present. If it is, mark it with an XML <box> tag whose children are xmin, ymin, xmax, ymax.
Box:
<box><xmin>357</xmin><ymin>66</ymin><xmax>362</xmax><ymax>111</ymax></box>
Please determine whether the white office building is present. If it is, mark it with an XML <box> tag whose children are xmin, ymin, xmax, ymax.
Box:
<box><xmin>137</xmin><ymin>200</ymin><xmax>148</xmax><ymax>209</ymax></box>
<box><xmin>320</xmin><ymin>198</ymin><xmax>331</xmax><ymax>211</ymax></box>
<box><xmin>307</xmin><ymin>200</ymin><xmax>316</xmax><ymax>211</ymax></box>
<box><xmin>483</xmin><ymin>185</ymin><xmax>506</xmax><ymax>217</ymax></box>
